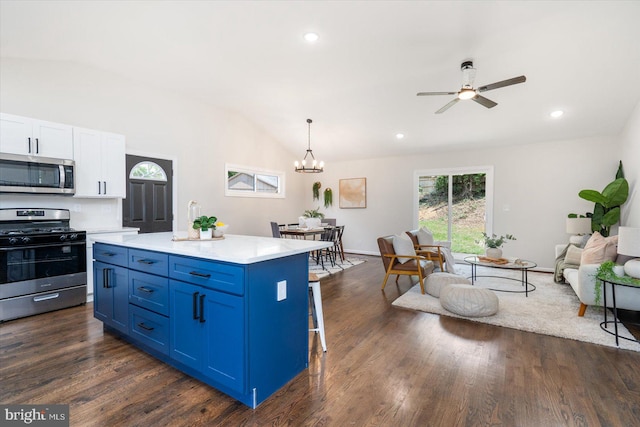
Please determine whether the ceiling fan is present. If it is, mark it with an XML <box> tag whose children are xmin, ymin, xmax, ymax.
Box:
<box><xmin>417</xmin><ymin>60</ymin><xmax>526</xmax><ymax>114</ymax></box>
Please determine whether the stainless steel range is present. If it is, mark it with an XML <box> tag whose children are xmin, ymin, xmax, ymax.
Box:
<box><xmin>0</xmin><ymin>208</ymin><xmax>87</xmax><ymax>322</ymax></box>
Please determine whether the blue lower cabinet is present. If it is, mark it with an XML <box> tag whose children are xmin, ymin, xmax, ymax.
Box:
<box><xmin>94</xmin><ymin>260</ymin><xmax>129</xmax><ymax>334</ymax></box>
<box><xmin>130</xmin><ymin>304</ymin><xmax>169</xmax><ymax>355</ymax></box>
<box><xmin>94</xmin><ymin>244</ymin><xmax>309</xmax><ymax>408</ymax></box>
<box><xmin>169</xmin><ymin>279</ymin><xmax>245</xmax><ymax>393</ymax></box>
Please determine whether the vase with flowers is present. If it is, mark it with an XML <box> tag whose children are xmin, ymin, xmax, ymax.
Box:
<box><xmin>479</xmin><ymin>232</ymin><xmax>516</xmax><ymax>258</ymax></box>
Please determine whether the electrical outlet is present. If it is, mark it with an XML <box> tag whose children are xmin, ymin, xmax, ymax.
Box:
<box><xmin>277</xmin><ymin>280</ymin><xmax>287</xmax><ymax>301</ymax></box>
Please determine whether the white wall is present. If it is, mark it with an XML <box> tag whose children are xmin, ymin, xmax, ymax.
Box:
<box><xmin>0</xmin><ymin>58</ymin><xmax>306</xmax><ymax>235</ymax></box>
<box><xmin>619</xmin><ymin>100</ymin><xmax>640</xmax><ymax>227</ymax></box>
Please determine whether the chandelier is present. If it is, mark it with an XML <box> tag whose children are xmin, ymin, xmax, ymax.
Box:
<box><xmin>294</xmin><ymin>118</ymin><xmax>324</xmax><ymax>173</ymax></box>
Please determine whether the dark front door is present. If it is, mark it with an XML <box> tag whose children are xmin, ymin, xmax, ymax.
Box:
<box><xmin>123</xmin><ymin>155</ymin><xmax>173</xmax><ymax>233</ymax></box>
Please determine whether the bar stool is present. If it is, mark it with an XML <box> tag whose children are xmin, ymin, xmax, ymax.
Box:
<box><xmin>308</xmin><ymin>273</ymin><xmax>327</xmax><ymax>352</ymax></box>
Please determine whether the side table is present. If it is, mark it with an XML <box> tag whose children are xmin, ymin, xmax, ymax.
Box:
<box><xmin>598</xmin><ymin>272</ymin><xmax>640</xmax><ymax>347</ymax></box>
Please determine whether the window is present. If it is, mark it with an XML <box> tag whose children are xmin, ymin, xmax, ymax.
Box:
<box><xmin>413</xmin><ymin>166</ymin><xmax>494</xmax><ymax>255</ymax></box>
<box><xmin>225</xmin><ymin>163</ymin><xmax>285</xmax><ymax>198</ymax></box>
<box><xmin>129</xmin><ymin>161</ymin><xmax>168</xmax><ymax>181</ymax></box>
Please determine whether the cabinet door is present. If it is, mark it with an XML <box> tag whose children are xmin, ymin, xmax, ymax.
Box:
<box><xmin>201</xmin><ymin>290</ymin><xmax>245</xmax><ymax>393</ymax></box>
<box><xmin>0</xmin><ymin>113</ymin><xmax>32</xmax><ymax>155</ymax></box>
<box><xmin>32</xmin><ymin>119</ymin><xmax>73</xmax><ymax>159</ymax></box>
<box><xmin>93</xmin><ymin>261</ymin><xmax>129</xmax><ymax>334</ymax></box>
<box><xmin>93</xmin><ymin>261</ymin><xmax>113</xmax><ymax>324</ymax></box>
<box><xmin>73</xmin><ymin>128</ymin><xmax>126</xmax><ymax>198</ymax></box>
<box><xmin>101</xmin><ymin>132</ymin><xmax>126</xmax><ymax>198</ymax></box>
<box><xmin>73</xmin><ymin>127</ymin><xmax>102</xmax><ymax>197</ymax></box>
<box><xmin>169</xmin><ymin>280</ymin><xmax>204</xmax><ymax>370</ymax></box>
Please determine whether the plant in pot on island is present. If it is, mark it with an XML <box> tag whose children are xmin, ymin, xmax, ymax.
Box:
<box><xmin>192</xmin><ymin>215</ymin><xmax>217</xmax><ymax>239</ymax></box>
<box><xmin>480</xmin><ymin>232</ymin><xmax>516</xmax><ymax>259</ymax></box>
<box><xmin>299</xmin><ymin>208</ymin><xmax>324</xmax><ymax>228</ymax></box>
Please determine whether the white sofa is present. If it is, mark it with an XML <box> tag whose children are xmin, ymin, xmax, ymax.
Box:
<box><xmin>555</xmin><ymin>244</ymin><xmax>640</xmax><ymax>316</ymax></box>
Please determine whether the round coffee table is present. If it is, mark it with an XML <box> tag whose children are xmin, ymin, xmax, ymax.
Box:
<box><xmin>464</xmin><ymin>256</ymin><xmax>537</xmax><ymax>297</ymax></box>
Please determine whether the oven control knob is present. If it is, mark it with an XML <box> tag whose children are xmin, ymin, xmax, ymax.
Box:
<box><xmin>69</xmin><ymin>233</ymin><xmax>78</xmax><ymax>240</ymax></box>
<box><xmin>59</xmin><ymin>234</ymin><xmax>67</xmax><ymax>241</ymax></box>
<box><xmin>9</xmin><ymin>237</ymin><xmax>19</xmax><ymax>245</ymax></box>
<box><xmin>21</xmin><ymin>237</ymin><xmax>31</xmax><ymax>244</ymax></box>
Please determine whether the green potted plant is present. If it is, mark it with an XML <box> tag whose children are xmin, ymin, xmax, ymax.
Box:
<box><xmin>571</xmin><ymin>161</ymin><xmax>628</xmax><ymax>237</ymax></box>
<box><xmin>313</xmin><ymin>182</ymin><xmax>322</xmax><ymax>201</ymax></box>
<box><xmin>302</xmin><ymin>207</ymin><xmax>325</xmax><ymax>228</ymax></box>
<box><xmin>324</xmin><ymin>188</ymin><xmax>333</xmax><ymax>208</ymax></box>
<box><xmin>479</xmin><ymin>232</ymin><xmax>516</xmax><ymax>258</ymax></box>
<box><xmin>192</xmin><ymin>215</ymin><xmax>217</xmax><ymax>239</ymax></box>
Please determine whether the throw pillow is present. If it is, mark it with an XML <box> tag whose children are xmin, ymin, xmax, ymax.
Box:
<box><xmin>392</xmin><ymin>233</ymin><xmax>416</xmax><ymax>264</ymax></box>
<box><xmin>564</xmin><ymin>244</ymin><xmax>583</xmax><ymax>265</ymax></box>
<box><xmin>581</xmin><ymin>232</ymin><xmax>618</xmax><ymax>264</ymax></box>
<box><xmin>417</xmin><ymin>227</ymin><xmax>435</xmax><ymax>246</ymax></box>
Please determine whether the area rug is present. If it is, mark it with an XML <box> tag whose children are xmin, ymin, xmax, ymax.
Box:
<box><xmin>392</xmin><ymin>264</ymin><xmax>640</xmax><ymax>352</ymax></box>
<box><xmin>309</xmin><ymin>257</ymin><xmax>365</xmax><ymax>279</ymax></box>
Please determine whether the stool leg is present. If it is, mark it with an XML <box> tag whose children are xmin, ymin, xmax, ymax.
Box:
<box><xmin>310</xmin><ymin>281</ymin><xmax>327</xmax><ymax>352</ymax></box>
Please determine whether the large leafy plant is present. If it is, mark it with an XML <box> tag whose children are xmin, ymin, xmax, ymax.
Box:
<box><xmin>572</xmin><ymin>161</ymin><xmax>628</xmax><ymax>237</ymax></box>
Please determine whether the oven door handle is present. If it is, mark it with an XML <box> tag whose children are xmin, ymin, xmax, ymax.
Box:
<box><xmin>33</xmin><ymin>293</ymin><xmax>60</xmax><ymax>302</ymax></box>
<box><xmin>0</xmin><ymin>240</ymin><xmax>86</xmax><ymax>252</ymax></box>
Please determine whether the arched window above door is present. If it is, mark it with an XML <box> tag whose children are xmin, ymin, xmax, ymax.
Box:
<box><xmin>129</xmin><ymin>161</ymin><xmax>168</xmax><ymax>181</ymax></box>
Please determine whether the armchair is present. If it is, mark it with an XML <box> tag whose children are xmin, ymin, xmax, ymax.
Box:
<box><xmin>406</xmin><ymin>229</ymin><xmax>452</xmax><ymax>272</ymax></box>
<box><xmin>377</xmin><ymin>235</ymin><xmax>435</xmax><ymax>294</ymax></box>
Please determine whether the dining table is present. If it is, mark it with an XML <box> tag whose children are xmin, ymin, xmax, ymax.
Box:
<box><xmin>279</xmin><ymin>226</ymin><xmax>327</xmax><ymax>239</ymax></box>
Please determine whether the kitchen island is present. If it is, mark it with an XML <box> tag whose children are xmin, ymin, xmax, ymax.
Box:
<box><xmin>91</xmin><ymin>232</ymin><xmax>331</xmax><ymax>408</ymax></box>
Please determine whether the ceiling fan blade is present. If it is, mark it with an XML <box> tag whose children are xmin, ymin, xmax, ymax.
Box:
<box><xmin>435</xmin><ymin>98</ymin><xmax>460</xmax><ymax>114</ymax></box>
<box><xmin>417</xmin><ymin>91</ymin><xmax>457</xmax><ymax>96</ymax></box>
<box><xmin>472</xmin><ymin>95</ymin><xmax>498</xmax><ymax>109</ymax></box>
<box><xmin>477</xmin><ymin>75</ymin><xmax>526</xmax><ymax>93</ymax></box>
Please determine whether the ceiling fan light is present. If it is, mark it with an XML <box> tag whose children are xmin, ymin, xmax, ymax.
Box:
<box><xmin>458</xmin><ymin>89</ymin><xmax>476</xmax><ymax>100</ymax></box>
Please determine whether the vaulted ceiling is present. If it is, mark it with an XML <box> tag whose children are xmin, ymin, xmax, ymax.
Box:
<box><xmin>2</xmin><ymin>1</ymin><xmax>639</xmax><ymax>162</ymax></box>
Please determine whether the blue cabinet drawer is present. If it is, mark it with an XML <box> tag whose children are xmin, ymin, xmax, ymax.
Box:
<box><xmin>129</xmin><ymin>270</ymin><xmax>169</xmax><ymax>316</ymax></box>
<box><xmin>169</xmin><ymin>255</ymin><xmax>245</xmax><ymax>296</ymax></box>
<box><xmin>94</xmin><ymin>243</ymin><xmax>128</xmax><ymax>267</ymax></box>
<box><xmin>130</xmin><ymin>305</ymin><xmax>169</xmax><ymax>355</ymax></box>
<box><xmin>128</xmin><ymin>249</ymin><xmax>169</xmax><ymax>276</ymax></box>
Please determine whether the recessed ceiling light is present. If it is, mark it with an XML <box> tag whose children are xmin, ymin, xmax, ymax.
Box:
<box><xmin>550</xmin><ymin>110</ymin><xmax>564</xmax><ymax>118</ymax></box>
<box><xmin>396</xmin><ymin>133</ymin><xmax>405</xmax><ymax>139</ymax></box>
<box><xmin>304</xmin><ymin>32</ymin><xmax>319</xmax><ymax>42</ymax></box>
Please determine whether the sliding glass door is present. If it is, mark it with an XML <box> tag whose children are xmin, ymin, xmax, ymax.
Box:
<box><xmin>414</xmin><ymin>166</ymin><xmax>493</xmax><ymax>255</ymax></box>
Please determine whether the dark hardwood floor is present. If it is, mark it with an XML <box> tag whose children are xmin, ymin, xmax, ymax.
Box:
<box><xmin>2</xmin><ymin>255</ymin><xmax>640</xmax><ymax>426</ymax></box>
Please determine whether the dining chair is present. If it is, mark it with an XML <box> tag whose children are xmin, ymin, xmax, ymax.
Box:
<box><xmin>335</xmin><ymin>225</ymin><xmax>345</xmax><ymax>262</ymax></box>
<box><xmin>324</xmin><ymin>218</ymin><xmax>337</xmax><ymax>226</ymax></box>
<box><xmin>377</xmin><ymin>235</ymin><xmax>435</xmax><ymax>294</ymax></box>
<box><xmin>270</xmin><ymin>221</ymin><xmax>281</xmax><ymax>238</ymax></box>
<box><xmin>315</xmin><ymin>227</ymin><xmax>338</xmax><ymax>268</ymax></box>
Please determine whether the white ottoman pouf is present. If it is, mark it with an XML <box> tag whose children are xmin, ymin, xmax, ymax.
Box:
<box><xmin>425</xmin><ymin>272</ymin><xmax>471</xmax><ymax>298</ymax></box>
<box><xmin>440</xmin><ymin>284</ymin><xmax>499</xmax><ymax>317</ymax></box>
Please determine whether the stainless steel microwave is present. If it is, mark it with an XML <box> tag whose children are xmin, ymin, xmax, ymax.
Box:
<box><xmin>0</xmin><ymin>153</ymin><xmax>75</xmax><ymax>195</ymax></box>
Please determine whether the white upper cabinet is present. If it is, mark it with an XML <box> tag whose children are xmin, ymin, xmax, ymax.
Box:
<box><xmin>73</xmin><ymin>127</ymin><xmax>126</xmax><ymax>198</ymax></box>
<box><xmin>0</xmin><ymin>113</ymin><xmax>73</xmax><ymax>159</ymax></box>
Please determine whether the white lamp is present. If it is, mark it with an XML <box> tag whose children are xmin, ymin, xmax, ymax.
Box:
<box><xmin>566</xmin><ymin>217</ymin><xmax>592</xmax><ymax>245</ymax></box>
<box><xmin>617</xmin><ymin>226</ymin><xmax>640</xmax><ymax>279</ymax></box>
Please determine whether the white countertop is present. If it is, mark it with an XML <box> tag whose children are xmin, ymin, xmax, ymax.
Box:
<box><xmin>85</xmin><ymin>227</ymin><xmax>140</xmax><ymax>235</ymax></box>
<box><xmin>91</xmin><ymin>232</ymin><xmax>332</xmax><ymax>264</ymax></box>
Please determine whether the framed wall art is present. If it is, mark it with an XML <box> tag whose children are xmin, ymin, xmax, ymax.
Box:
<box><xmin>339</xmin><ymin>177</ymin><xmax>366</xmax><ymax>208</ymax></box>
